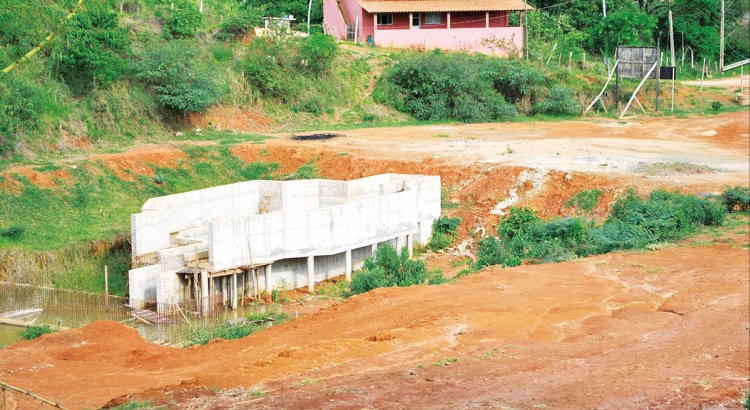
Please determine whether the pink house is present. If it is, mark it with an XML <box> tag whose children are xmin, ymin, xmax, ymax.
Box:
<box><xmin>323</xmin><ymin>0</ymin><xmax>532</xmax><ymax>55</ymax></box>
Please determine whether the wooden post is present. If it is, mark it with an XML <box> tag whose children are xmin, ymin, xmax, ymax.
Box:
<box><xmin>546</xmin><ymin>43</ymin><xmax>557</xmax><ymax>66</ymax></box>
<box><xmin>701</xmin><ymin>58</ymin><xmax>706</xmax><ymax>91</ymax></box>
<box><xmin>104</xmin><ymin>265</ymin><xmax>109</xmax><ymax>297</ymax></box>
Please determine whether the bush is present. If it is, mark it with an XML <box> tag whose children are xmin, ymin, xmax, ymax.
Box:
<box><xmin>299</xmin><ymin>33</ymin><xmax>338</xmax><ymax>74</ymax></box>
<box><xmin>0</xmin><ymin>225</ymin><xmax>26</xmax><ymax>240</ymax></box>
<box><xmin>719</xmin><ymin>186</ymin><xmax>750</xmax><ymax>212</ymax></box>
<box><xmin>136</xmin><ymin>41</ymin><xmax>225</xmax><ymax>113</ymax></box>
<box><xmin>18</xmin><ymin>324</ymin><xmax>55</xmax><ymax>340</ymax></box>
<box><xmin>219</xmin><ymin>5</ymin><xmax>265</xmax><ymax>39</ymax></box>
<box><xmin>374</xmin><ymin>50</ymin><xmax>525</xmax><ymax>123</ymax></box>
<box><xmin>428</xmin><ymin>216</ymin><xmax>461</xmax><ymax>251</ymax></box>
<box><xmin>533</xmin><ymin>86</ymin><xmax>581</xmax><ymax>116</ymax></box>
<box><xmin>475</xmin><ymin>189</ymin><xmax>727</xmax><ymax>270</ymax></box>
<box><xmin>564</xmin><ymin>188</ymin><xmax>603</xmax><ymax>213</ymax></box>
<box><xmin>163</xmin><ymin>0</ymin><xmax>204</xmax><ymax>38</ymax></box>
<box><xmin>350</xmin><ymin>244</ymin><xmax>444</xmax><ymax>294</ymax></box>
<box><xmin>498</xmin><ymin>207</ymin><xmax>540</xmax><ymax>239</ymax></box>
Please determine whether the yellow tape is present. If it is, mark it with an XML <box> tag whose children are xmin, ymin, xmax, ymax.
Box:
<box><xmin>1</xmin><ymin>0</ymin><xmax>85</xmax><ymax>74</ymax></box>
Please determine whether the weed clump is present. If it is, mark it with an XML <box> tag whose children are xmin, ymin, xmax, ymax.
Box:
<box><xmin>184</xmin><ymin>312</ymin><xmax>288</xmax><ymax>347</ymax></box>
<box><xmin>0</xmin><ymin>225</ymin><xmax>25</xmax><ymax>240</ymax></box>
<box><xmin>564</xmin><ymin>188</ymin><xmax>603</xmax><ymax>213</ymax></box>
<box><xmin>18</xmin><ymin>324</ymin><xmax>56</xmax><ymax>340</ymax></box>
<box><xmin>428</xmin><ymin>216</ymin><xmax>461</xmax><ymax>251</ymax></box>
<box><xmin>719</xmin><ymin>186</ymin><xmax>750</xmax><ymax>212</ymax></box>
<box><xmin>350</xmin><ymin>244</ymin><xmax>446</xmax><ymax>295</ymax></box>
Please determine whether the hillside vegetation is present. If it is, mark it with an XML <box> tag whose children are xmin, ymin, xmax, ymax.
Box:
<box><xmin>1</xmin><ymin>0</ymin><xmax>747</xmax><ymax>162</ymax></box>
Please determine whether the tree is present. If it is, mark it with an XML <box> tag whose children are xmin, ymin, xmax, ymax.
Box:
<box><xmin>56</xmin><ymin>2</ymin><xmax>130</xmax><ymax>94</ymax></box>
<box><xmin>136</xmin><ymin>41</ymin><xmax>225</xmax><ymax>113</ymax></box>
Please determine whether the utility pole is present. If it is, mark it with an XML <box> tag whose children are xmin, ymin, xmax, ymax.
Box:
<box><xmin>720</xmin><ymin>0</ymin><xmax>724</xmax><ymax>71</ymax></box>
<box><xmin>307</xmin><ymin>0</ymin><xmax>313</xmax><ymax>34</ymax></box>
<box><xmin>602</xmin><ymin>0</ymin><xmax>607</xmax><ymax>17</ymax></box>
<box><xmin>524</xmin><ymin>1</ymin><xmax>529</xmax><ymax>60</ymax></box>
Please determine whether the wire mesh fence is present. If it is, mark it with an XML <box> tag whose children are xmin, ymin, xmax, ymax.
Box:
<box><xmin>0</xmin><ymin>282</ymin><xmax>277</xmax><ymax>346</ymax></box>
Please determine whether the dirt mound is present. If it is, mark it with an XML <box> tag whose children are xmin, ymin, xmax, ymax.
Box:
<box><xmin>185</xmin><ymin>105</ymin><xmax>274</xmax><ymax>132</ymax></box>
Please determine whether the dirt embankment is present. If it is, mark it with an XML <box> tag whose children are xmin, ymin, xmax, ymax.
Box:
<box><xmin>0</xmin><ymin>111</ymin><xmax>747</xmax><ymax>409</ymax></box>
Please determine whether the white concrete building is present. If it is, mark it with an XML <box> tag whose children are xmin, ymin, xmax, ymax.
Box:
<box><xmin>128</xmin><ymin>174</ymin><xmax>440</xmax><ymax>311</ymax></box>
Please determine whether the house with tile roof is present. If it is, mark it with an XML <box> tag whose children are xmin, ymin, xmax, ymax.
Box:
<box><xmin>323</xmin><ymin>0</ymin><xmax>532</xmax><ymax>54</ymax></box>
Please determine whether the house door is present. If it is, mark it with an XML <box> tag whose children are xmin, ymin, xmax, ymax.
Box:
<box><xmin>411</xmin><ymin>13</ymin><xmax>421</xmax><ymax>29</ymax></box>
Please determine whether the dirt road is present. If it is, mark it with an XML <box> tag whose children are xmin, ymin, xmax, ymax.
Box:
<box><xmin>0</xmin><ymin>112</ymin><xmax>747</xmax><ymax>409</ymax></box>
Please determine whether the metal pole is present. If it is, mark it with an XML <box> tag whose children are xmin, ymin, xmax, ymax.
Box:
<box><xmin>307</xmin><ymin>0</ymin><xmax>313</xmax><ymax>34</ymax></box>
<box><xmin>524</xmin><ymin>2</ymin><xmax>528</xmax><ymax>60</ymax></box>
<box><xmin>602</xmin><ymin>0</ymin><xmax>607</xmax><ymax>17</ymax></box>
<box><xmin>720</xmin><ymin>0</ymin><xmax>724</xmax><ymax>71</ymax></box>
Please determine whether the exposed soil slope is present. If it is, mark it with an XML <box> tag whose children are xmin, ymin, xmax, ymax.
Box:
<box><xmin>0</xmin><ymin>111</ymin><xmax>747</xmax><ymax>409</ymax></box>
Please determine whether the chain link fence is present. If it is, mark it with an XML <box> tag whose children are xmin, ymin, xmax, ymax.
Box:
<box><xmin>0</xmin><ymin>282</ymin><xmax>273</xmax><ymax>346</ymax></box>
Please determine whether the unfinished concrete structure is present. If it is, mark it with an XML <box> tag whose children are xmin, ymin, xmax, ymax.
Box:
<box><xmin>128</xmin><ymin>174</ymin><xmax>440</xmax><ymax>312</ymax></box>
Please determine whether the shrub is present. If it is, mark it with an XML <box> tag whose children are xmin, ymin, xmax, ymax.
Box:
<box><xmin>475</xmin><ymin>189</ymin><xmax>727</xmax><ymax>270</ymax></box>
<box><xmin>719</xmin><ymin>186</ymin><xmax>750</xmax><ymax>212</ymax></box>
<box><xmin>136</xmin><ymin>41</ymin><xmax>225</xmax><ymax>113</ymax></box>
<box><xmin>374</xmin><ymin>50</ymin><xmax>522</xmax><ymax>123</ymax></box>
<box><xmin>350</xmin><ymin>245</ymin><xmax>444</xmax><ymax>294</ymax></box>
<box><xmin>428</xmin><ymin>216</ymin><xmax>461</xmax><ymax>250</ymax></box>
<box><xmin>1</xmin><ymin>225</ymin><xmax>26</xmax><ymax>240</ymax></box>
<box><xmin>564</xmin><ymin>188</ymin><xmax>603</xmax><ymax>212</ymax></box>
<box><xmin>533</xmin><ymin>86</ymin><xmax>581</xmax><ymax>116</ymax></box>
<box><xmin>18</xmin><ymin>324</ymin><xmax>55</xmax><ymax>340</ymax></box>
<box><xmin>299</xmin><ymin>33</ymin><xmax>338</xmax><ymax>74</ymax></box>
<box><xmin>163</xmin><ymin>0</ymin><xmax>204</xmax><ymax>38</ymax></box>
<box><xmin>219</xmin><ymin>5</ymin><xmax>266</xmax><ymax>39</ymax></box>
<box><xmin>498</xmin><ymin>207</ymin><xmax>540</xmax><ymax>239</ymax></box>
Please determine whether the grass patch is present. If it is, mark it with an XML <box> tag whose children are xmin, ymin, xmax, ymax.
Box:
<box><xmin>314</xmin><ymin>280</ymin><xmax>352</xmax><ymax>300</ymax></box>
<box><xmin>350</xmin><ymin>244</ymin><xmax>447</xmax><ymax>295</ymax></box>
<box><xmin>295</xmin><ymin>379</ymin><xmax>321</xmax><ymax>386</ymax></box>
<box><xmin>18</xmin><ymin>324</ymin><xmax>56</xmax><ymax>340</ymax></box>
<box><xmin>110</xmin><ymin>401</ymin><xmax>165</xmax><ymax>410</ymax></box>
<box><xmin>429</xmin><ymin>357</ymin><xmax>459</xmax><ymax>367</ymax></box>
<box><xmin>635</xmin><ymin>162</ymin><xmax>715</xmax><ymax>176</ymax></box>
<box><xmin>183</xmin><ymin>312</ymin><xmax>288</xmax><ymax>347</ymax></box>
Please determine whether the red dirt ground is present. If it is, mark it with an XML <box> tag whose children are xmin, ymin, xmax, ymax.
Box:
<box><xmin>0</xmin><ymin>111</ymin><xmax>748</xmax><ymax>410</ymax></box>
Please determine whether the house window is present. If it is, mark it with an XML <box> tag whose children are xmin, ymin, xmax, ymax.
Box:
<box><xmin>411</xmin><ymin>13</ymin><xmax>421</xmax><ymax>28</ymax></box>
<box><xmin>425</xmin><ymin>12</ymin><xmax>442</xmax><ymax>25</ymax></box>
<box><xmin>377</xmin><ymin>13</ymin><xmax>393</xmax><ymax>25</ymax></box>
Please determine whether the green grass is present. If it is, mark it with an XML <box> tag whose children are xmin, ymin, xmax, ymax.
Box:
<box><xmin>110</xmin><ymin>401</ymin><xmax>166</xmax><ymax>410</ymax></box>
<box><xmin>18</xmin><ymin>324</ymin><xmax>56</xmax><ymax>340</ymax></box>
<box><xmin>564</xmin><ymin>188</ymin><xmax>603</xmax><ymax>213</ymax></box>
<box><xmin>429</xmin><ymin>357</ymin><xmax>459</xmax><ymax>367</ymax></box>
<box><xmin>295</xmin><ymin>378</ymin><xmax>321</xmax><ymax>386</ymax></box>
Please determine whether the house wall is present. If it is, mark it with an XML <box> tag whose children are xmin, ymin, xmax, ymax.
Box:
<box><xmin>374</xmin><ymin>26</ymin><xmax>523</xmax><ymax>55</ymax></box>
<box><xmin>323</xmin><ymin>0</ymin><xmax>347</xmax><ymax>39</ymax></box>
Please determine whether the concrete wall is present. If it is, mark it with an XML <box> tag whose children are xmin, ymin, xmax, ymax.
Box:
<box><xmin>129</xmin><ymin>174</ymin><xmax>440</xmax><ymax>304</ymax></box>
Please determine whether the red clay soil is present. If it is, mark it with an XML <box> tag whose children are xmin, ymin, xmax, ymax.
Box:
<box><xmin>0</xmin><ymin>112</ymin><xmax>748</xmax><ymax>409</ymax></box>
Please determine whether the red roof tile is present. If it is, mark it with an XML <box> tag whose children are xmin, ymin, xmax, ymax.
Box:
<box><xmin>358</xmin><ymin>0</ymin><xmax>533</xmax><ymax>13</ymax></box>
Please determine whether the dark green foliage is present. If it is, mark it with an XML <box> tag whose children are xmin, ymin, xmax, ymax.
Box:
<box><xmin>719</xmin><ymin>186</ymin><xmax>750</xmax><ymax>212</ymax></box>
<box><xmin>136</xmin><ymin>41</ymin><xmax>225</xmax><ymax>113</ymax></box>
<box><xmin>564</xmin><ymin>188</ymin><xmax>603</xmax><ymax>212</ymax></box>
<box><xmin>350</xmin><ymin>245</ymin><xmax>444</xmax><ymax>294</ymax></box>
<box><xmin>1</xmin><ymin>225</ymin><xmax>26</xmax><ymax>239</ymax></box>
<box><xmin>18</xmin><ymin>324</ymin><xmax>55</xmax><ymax>340</ymax></box>
<box><xmin>428</xmin><ymin>216</ymin><xmax>461</xmax><ymax>251</ymax></box>
<box><xmin>299</xmin><ymin>33</ymin><xmax>338</xmax><ymax>74</ymax></box>
<box><xmin>533</xmin><ymin>86</ymin><xmax>581</xmax><ymax>116</ymax></box>
<box><xmin>476</xmin><ymin>189</ymin><xmax>727</xmax><ymax>270</ymax></box>
<box><xmin>56</xmin><ymin>3</ymin><xmax>130</xmax><ymax>94</ymax></box>
<box><xmin>374</xmin><ymin>50</ymin><xmax>539</xmax><ymax>122</ymax></box>
<box><xmin>497</xmin><ymin>207</ymin><xmax>540</xmax><ymax>239</ymax></box>
<box><xmin>163</xmin><ymin>0</ymin><xmax>204</xmax><ymax>38</ymax></box>
<box><xmin>240</xmin><ymin>162</ymin><xmax>281</xmax><ymax>180</ymax></box>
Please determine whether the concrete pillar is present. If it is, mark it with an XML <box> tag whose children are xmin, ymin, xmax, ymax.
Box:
<box><xmin>231</xmin><ymin>272</ymin><xmax>238</xmax><ymax>310</ymax></box>
<box><xmin>307</xmin><ymin>255</ymin><xmax>315</xmax><ymax>293</ymax></box>
<box><xmin>396</xmin><ymin>236</ymin><xmax>404</xmax><ymax>252</ymax></box>
<box><xmin>222</xmin><ymin>277</ymin><xmax>228</xmax><ymax>306</ymax></box>
<box><xmin>447</xmin><ymin>12</ymin><xmax>451</xmax><ymax>29</ymax></box>
<box><xmin>264</xmin><ymin>264</ymin><xmax>272</xmax><ymax>303</ymax></box>
<box><xmin>345</xmin><ymin>249</ymin><xmax>352</xmax><ymax>281</ymax></box>
<box><xmin>407</xmin><ymin>234</ymin><xmax>413</xmax><ymax>258</ymax></box>
<box><xmin>485</xmin><ymin>11</ymin><xmax>490</xmax><ymax>28</ymax></box>
<box><xmin>371</xmin><ymin>243</ymin><xmax>377</xmax><ymax>257</ymax></box>
<box><xmin>200</xmin><ymin>271</ymin><xmax>209</xmax><ymax>315</ymax></box>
